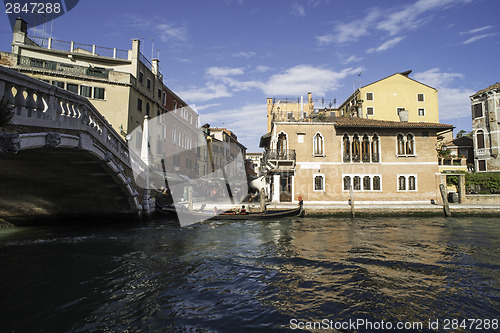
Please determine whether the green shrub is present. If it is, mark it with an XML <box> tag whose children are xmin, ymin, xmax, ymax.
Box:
<box><xmin>465</xmin><ymin>173</ymin><xmax>500</xmax><ymax>194</ymax></box>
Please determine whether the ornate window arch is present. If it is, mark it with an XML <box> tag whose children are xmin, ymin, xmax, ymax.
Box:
<box><xmin>406</xmin><ymin>133</ymin><xmax>415</xmax><ymax>155</ymax></box>
<box><xmin>362</xmin><ymin>133</ymin><xmax>370</xmax><ymax>162</ymax></box>
<box><xmin>352</xmin><ymin>134</ymin><xmax>360</xmax><ymax>162</ymax></box>
<box><xmin>313</xmin><ymin>132</ymin><xmax>324</xmax><ymax>156</ymax></box>
<box><xmin>371</xmin><ymin>133</ymin><xmax>380</xmax><ymax>162</ymax></box>
<box><xmin>343</xmin><ymin>134</ymin><xmax>350</xmax><ymax>162</ymax></box>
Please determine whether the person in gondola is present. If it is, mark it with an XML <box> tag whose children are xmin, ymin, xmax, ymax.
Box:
<box><xmin>157</xmin><ymin>187</ymin><xmax>173</xmax><ymax>208</ymax></box>
<box><xmin>239</xmin><ymin>205</ymin><xmax>247</xmax><ymax>215</ymax></box>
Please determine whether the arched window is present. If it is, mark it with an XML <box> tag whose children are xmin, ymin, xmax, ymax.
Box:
<box><xmin>343</xmin><ymin>176</ymin><xmax>351</xmax><ymax>190</ymax></box>
<box><xmin>343</xmin><ymin>134</ymin><xmax>350</xmax><ymax>162</ymax></box>
<box><xmin>352</xmin><ymin>134</ymin><xmax>360</xmax><ymax>162</ymax></box>
<box><xmin>314</xmin><ymin>133</ymin><xmax>324</xmax><ymax>156</ymax></box>
<box><xmin>406</xmin><ymin>134</ymin><xmax>414</xmax><ymax>155</ymax></box>
<box><xmin>353</xmin><ymin>176</ymin><xmax>361</xmax><ymax>190</ymax></box>
<box><xmin>277</xmin><ymin>133</ymin><xmax>287</xmax><ymax>158</ymax></box>
<box><xmin>408</xmin><ymin>176</ymin><xmax>416</xmax><ymax>190</ymax></box>
<box><xmin>397</xmin><ymin>134</ymin><xmax>405</xmax><ymax>155</ymax></box>
<box><xmin>476</xmin><ymin>130</ymin><xmax>485</xmax><ymax>150</ymax></box>
<box><xmin>362</xmin><ymin>134</ymin><xmax>370</xmax><ymax>162</ymax></box>
<box><xmin>371</xmin><ymin>134</ymin><xmax>380</xmax><ymax>162</ymax></box>
<box><xmin>363</xmin><ymin>176</ymin><xmax>371</xmax><ymax>190</ymax></box>
<box><xmin>398</xmin><ymin>176</ymin><xmax>406</xmax><ymax>190</ymax></box>
<box><xmin>373</xmin><ymin>176</ymin><xmax>381</xmax><ymax>190</ymax></box>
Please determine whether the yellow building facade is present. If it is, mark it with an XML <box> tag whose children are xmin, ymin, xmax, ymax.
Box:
<box><xmin>338</xmin><ymin>71</ymin><xmax>440</xmax><ymax>123</ymax></box>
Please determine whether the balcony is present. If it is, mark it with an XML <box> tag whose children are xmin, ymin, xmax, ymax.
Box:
<box><xmin>18</xmin><ymin>56</ymin><xmax>110</xmax><ymax>79</ymax></box>
<box><xmin>438</xmin><ymin>156</ymin><xmax>468</xmax><ymax>173</ymax></box>
<box><xmin>263</xmin><ymin>149</ymin><xmax>296</xmax><ymax>172</ymax></box>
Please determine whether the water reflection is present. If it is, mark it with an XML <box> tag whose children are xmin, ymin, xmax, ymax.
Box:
<box><xmin>0</xmin><ymin>217</ymin><xmax>499</xmax><ymax>332</ymax></box>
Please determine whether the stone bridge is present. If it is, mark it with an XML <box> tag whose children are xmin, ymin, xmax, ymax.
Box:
<box><xmin>0</xmin><ymin>65</ymin><xmax>149</xmax><ymax>224</ymax></box>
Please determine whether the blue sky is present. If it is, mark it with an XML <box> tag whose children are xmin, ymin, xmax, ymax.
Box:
<box><xmin>1</xmin><ymin>0</ymin><xmax>499</xmax><ymax>151</ymax></box>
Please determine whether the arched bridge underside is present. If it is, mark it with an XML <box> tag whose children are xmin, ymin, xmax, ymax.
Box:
<box><xmin>0</xmin><ymin>134</ymin><xmax>140</xmax><ymax>224</ymax></box>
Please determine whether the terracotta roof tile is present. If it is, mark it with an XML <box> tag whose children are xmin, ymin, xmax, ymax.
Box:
<box><xmin>472</xmin><ymin>82</ymin><xmax>500</xmax><ymax>97</ymax></box>
<box><xmin>330</xmin><ymin>116</ymin><xmax>453</xmax><ymax>129</ymax></box>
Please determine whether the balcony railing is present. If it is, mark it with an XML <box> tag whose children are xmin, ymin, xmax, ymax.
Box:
<box><xmin>18</xmin><ymin>56</ymin><xmax>109</xmax><ymax>79</ymax></box>
<box><xmin>266</xmin><ymin>149</ymin><xmax>296</xmax><ymax>161</ymax></box>
<box><xmin>27</xmin><ymin>35</ymin><xmax>129</xmax><ymax>60</ymax></box>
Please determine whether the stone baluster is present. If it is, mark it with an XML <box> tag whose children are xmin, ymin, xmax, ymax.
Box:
<box><xmin>2</xmin><ymin>83</ymin><xmax>16</xmax><ymax>106</ymax></box>
<box><xmin>45</xmin><ymin>89</ymin><xmax>58</xmax><ymax>120</ymax></box>
<box><xmin>34</xmin><ymin>92</ymin><xmax>46</xmax><ymax>114</ymax></box>
<box><xmin>24</xmin><ymin>89</ymin><xmax>36</xmax><ymax>117</ymax></box>
<box><xmin>14</xmin><ymin>85</ymin><xmax>27</xmax><ymax>116</ymax></box>
<box><xmin>56</xmin><ymin>99</ymin><xmax>65</xmax><ymax>117</ymax></box>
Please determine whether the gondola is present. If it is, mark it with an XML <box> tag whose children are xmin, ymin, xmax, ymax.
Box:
<box><xmin>156</xmin><ymin>201</ymin><xmax>304</xmax><ymax>223</ymax></box>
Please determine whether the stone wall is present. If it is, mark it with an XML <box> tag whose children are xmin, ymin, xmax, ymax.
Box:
<box><xmin>465</xmin><ymin>194</ymin><xmax>500</xmax><ymax>204</ymax></box>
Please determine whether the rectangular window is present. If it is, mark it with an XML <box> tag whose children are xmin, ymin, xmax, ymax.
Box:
<box><xmin>52</xmin><ymin>80</ymin><xmax>65</xmax><ymax>88</ymax></box>
<box><xmin>417</xmin><ymin>93</ymin><xmax>424</xmax><ymax>102</ymax></box>
<box><xmin>138</xmin><ymin>71</ymin><xmax>144</xmax><ymax>84</ymax></box>
<box><xmin>147</xmin><ymin>78</ymin><xmax>151</xmax><ymax>90</ymax></box>
<box><xmin>478</xmin><ymin>160</ymin><xmax>486</xmax><ymax>171</ymax></box>
<box><xmin>137</xmin><ymin>98</ymin><xmax>143</xmax><ymax>112</ymax></box>
<box><xmin>297</xmin><ymin>133</ymin><xmax>304</xmax><ymax>143</ymax></box>
<box><xmin>418</xmin><ymin>108</ymin><xmax>425</xmax><ymax>116</ymax></box>
<box><xmin>287</xmin><ymin>112</ymin><xmax>294</xmax><ymax>120</ymax></box>
<box><xmin>472</xmin><ymin>103</ymin><xmax>483</xmax><ymax>118</ymax></box>
<box><xmin>173</xmin><ymin>100</ymin><xmax>178</xmax><ymax>111</ymax></box>
<box><xmin>314</xmin><ymin>175</ymin><xmax>324</xmax><ymax>191</ymax></box>
<box><xmin>80</xmin><ymin>85</ymin><xmax>92</xmax><ymax>98</ymax></box>
<box><xmin>366</xmin><ymin>92</ymin><xmax>373</xmax><ymax>101</ymax></box>
<box><xmin>162</xmin><ymin>92</ymin><xmax>167</xmax><ymax>105</ymax></box>
<box><xmin>66</xmin><ymin>83</ymin><xmax>78</xmax><ymax>94</ymax></box>
<box><xmin>367</xmin><ymin>107</ymin><xmax>374</xmax><ymax>116</ymax></box>
<box><xmin>398</xmin><ymin>175</ymin><xmax>417</xmax><ymax>191</ymax></box>
<box><xmin>158</xmin><ymin>88</ymin><xmax>162</xmax><ymax>99</ymax></box>
<box><xmin>94</xmin><ymin>87</ymin><xmax>105</xmax><ymax>100</ymax></box>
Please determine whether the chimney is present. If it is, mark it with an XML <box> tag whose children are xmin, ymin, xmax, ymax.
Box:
<box><xmin>152</xmin><ymin>58</ymin><xmax>159</xmax><ymax>76</ymax></box>
<box><xmin>398</xmin><ymin>109</ymin><xmax>409</xmax><ymax>122</ymax></box>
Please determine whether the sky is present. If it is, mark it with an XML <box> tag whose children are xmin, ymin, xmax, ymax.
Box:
<box><xmin>1</xmin><ymin>0</ymin><xmax>499</xmax><ymax>152</ymax></box>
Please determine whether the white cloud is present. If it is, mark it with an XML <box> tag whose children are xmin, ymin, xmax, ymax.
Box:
<box><xmin>317</xmin><ymin>0</ymin><xmax>472</xmax><ymax>45</ymax></box>
<box><xmin>178</xmin><ymin>83</ymin><xmax>232</xmax><ymax>102</ymax></box>
<box><xmin>413</xmin><ymin>68</ymin><xmax>463</xmax><ymax>88</ymax></box>
<box><xmin>462</xmin><ymin>33</ymin><xmax>496</xmax><ymax>44</ymax></box>
<box><xmin>206</xmin><ymin>67</ymin><xmax>245</xmax><ymax>78</ymax></box>
<box><xmin>290</xmin><ymin>2</ymin><xmax>306</xmax><ymax>16</ymax></box>
<box><xmin>254</xmin><ymin>65</ymin><xmax>272</xmax><ymax>73</ymax></box>
<box><xmin>157</xmin><ymin>23</ymin><xmax>188</xmax><ymax>42</ymax></box>
<box><xmin>460</xmin><ymin>25</ymin><xmax>493</xmax><ymax>35</ymax></box>
<box><xmin>367</xmin><ymin>36</ymin><xmax>405</xmax><ymax>53</ymax></box>
<box><xmin>262</xmin><ymin>65</ymin><xmax>363</xmax><ymax>96</ymax></box>
<box><xmin>195</xmin><ymin>103</ymin><xmax>221</xmax><ymax>111</ymax></box>
<box><xmin>199</xmin><ymin>103</ymin><xmax>267</xmax><ymax>148</ymax></box>
<box><xmin>342</xmin><ymin>55</ymin><xmax>363</xmax><ymax>65</ymax></box>
<box><xmin>414</xmin><ymin>68</ymin><xmax>474</xmax><ymax>120</ymax></box>
<box><xmin>232</xmin><ymin>51</ymin><xmax>256</xmax><ymax>58</ymax></box>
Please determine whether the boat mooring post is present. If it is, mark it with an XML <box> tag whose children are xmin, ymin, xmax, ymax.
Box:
<box><xmin>439</xmin><ymin>184</ymin><xmax>451</xmax><ymax>217</ymax></box>
<box><xmin>349</xmin><ymin>186</ymin><xmax>355</xmax><ymax>218</ymax></box>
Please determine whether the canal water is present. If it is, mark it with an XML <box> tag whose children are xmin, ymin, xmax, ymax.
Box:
<box><xmin>1</xmin><ymin>216</ymin><xmax>500</xmax><ymax>332</ymax></box>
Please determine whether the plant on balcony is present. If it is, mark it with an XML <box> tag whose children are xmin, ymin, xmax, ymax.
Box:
<box><xmin>437</xmin><ymin>148</ymin><xmax>452</xmax><ymax>158</ymax></box>
<box><xmin>0</xmin><ymin>97</ymin><xmax>14</xmax><ymax>128</ymax></box>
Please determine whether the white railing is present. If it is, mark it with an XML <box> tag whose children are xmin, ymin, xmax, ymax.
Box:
<box><xmin>27</xmin><ymin>35</ymin><xmax>129</xmax><ymax>60</ymax></box>
<box><xmin>0</xmin><ymin>65</ymin><xmax>130</xmax><ymax>166</ymax></box>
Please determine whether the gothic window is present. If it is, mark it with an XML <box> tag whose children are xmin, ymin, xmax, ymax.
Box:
<box><xmin>397</xmin><ymin>134</ymin><xmax>405</xmax><ymax>155</ymax></box>
<box><xmin>476</xmin><ymin>130</ymin><xmax>485</xmax><ymax>150</ymax></box>
<box><xmin>277</xmin><ymin>133</ymin><xmax>287</xmax><ymax>158</ymax></box>
<box><xmin>353</xmin><ymin>176</ymin><xmax>361</xmax><ymax>190</ymax></box>
<box><xmin>343</xmin><ymin>134</ymin><xmax>350</xmax><ymax>162</ymax></box>
<box><xmin>373</xmin><ymin>176</ymin><xmax>381</xmax><ymax>190</ymax></box>
<box><xmin>406</xmin><ymin>134</ymin><xmax>414</xmax><ymax>155</ymax></box>
<box><xmin>398</xmin><ymin>176</ymin><xmax>406</xmax><ymax>191</ymax></box>
<box><xmin>343</xmin><ymin>176</ymin><xmax>351</xmax><ymax>190</ymax></box>
<box><xmin>314</xmin><ymin>133</ymin><xmax>324</xmax><ymax>156</ymax></box>
<box><xmin>371</xmin><ymin>134</ymin><xmax>380</xmax><ymax>162</ymax></box>
<box><xmin>363</xmin><ymin>176</ymin><xmax>371</xmax><ymax>190</ymax></box>
<box><xmin>352</xmin><ymin>134</ymin><xmax>360</xmax><ymax>162</ymax></box>
<box><xmin>408</xmin><ymin>176</ymin><xmax>416</xmax><ymax>191</ymax></box>
<box><xmin>362</xmin><ymin>134</ymin><xmax>370</xmax><ymax>162</ymax></box>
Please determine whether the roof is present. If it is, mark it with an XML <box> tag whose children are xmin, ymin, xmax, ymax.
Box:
<box><xmin>471</xmin><ymin>82</ymin><xmax>500</xmax><ymax>97</ymax></box>
<box><xmin>361</xmin><ymin>72</ymin><xmax>437</xmax><ymax>91</ymax></box>
<box><xmin>331</xmin><ymin>116</ymin><xmax>453</xmax><ymax>130</ymax></box>
<box><xmin>443</xmin><ymin>136</ymin><xmax>473</xmax><ymax>147</ymax></box>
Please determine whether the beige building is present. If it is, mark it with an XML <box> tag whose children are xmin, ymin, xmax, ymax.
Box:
<box><xmin>260</xmin><ymin>116</ymin><xmax>453</xmax><ymax>203</ymax></box>
<box><xmin>470</xmin><ymin>82</ymin><xmax>500</xmax><ymax>172</ymax></box>
<box><xmin>338</xmin><ymin>71</ymin><xmax>440</xmax><ymax>123</ymax></box>
<box><xmin>2</xmin><ymin>18</ymin><xmax>199</xmax><ymax>180</ymax></box>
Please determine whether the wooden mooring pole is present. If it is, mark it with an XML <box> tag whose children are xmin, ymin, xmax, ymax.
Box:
<box><xmin>349</xmin><ymin>186</ymin><xmax>355</xmax><ymax>218</ymax></box>
<box><xmin>439</xmin><ymin>184</ymin><xmax>451</xmax><ymax>217</ymax></box>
